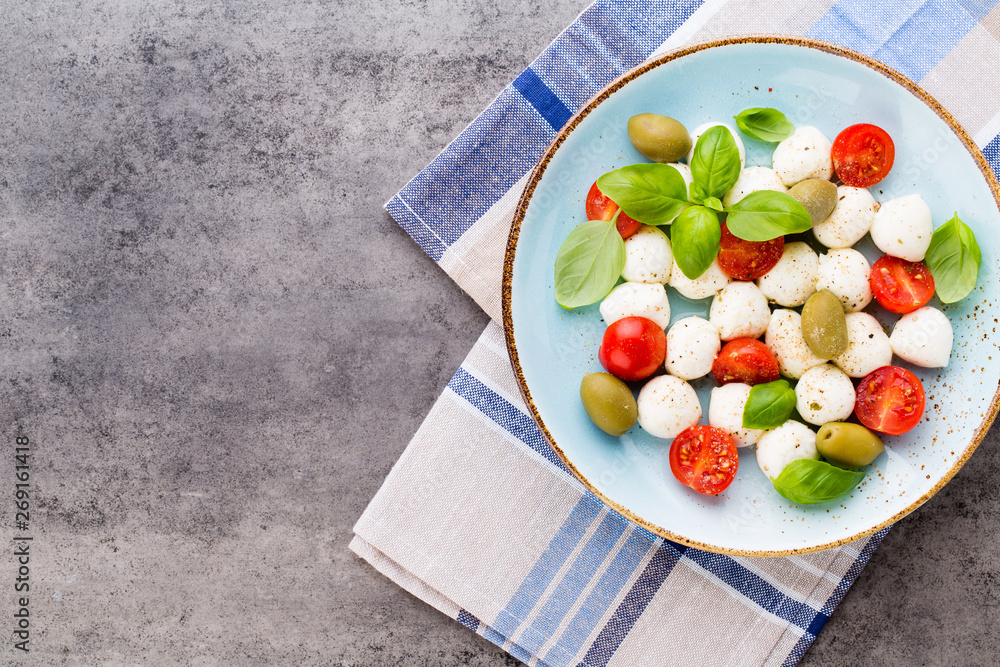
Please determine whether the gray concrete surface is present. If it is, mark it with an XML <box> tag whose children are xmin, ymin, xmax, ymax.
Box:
<box><xmin>0</xmin><ymin>1</ymin><xmax>997</xmax><ymax>665</ymax></box>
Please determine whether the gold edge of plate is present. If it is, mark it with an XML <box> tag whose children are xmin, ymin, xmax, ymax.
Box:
<box><xmin>501</xmin><ymin>34</ymin><xmax>1000</xmax><ymax>557</ymax></box>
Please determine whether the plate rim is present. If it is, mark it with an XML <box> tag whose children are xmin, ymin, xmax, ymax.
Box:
<box><xmin>501</xmin><ymin>34</ymin><xmax>1000</xmax><ymax>557</ymax></box>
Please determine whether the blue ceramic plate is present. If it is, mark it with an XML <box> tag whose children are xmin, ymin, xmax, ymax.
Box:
<box><xmin>503</xmin><ymin>37</ymin><xmax>1000</xmax><ymax>556</ymax></box>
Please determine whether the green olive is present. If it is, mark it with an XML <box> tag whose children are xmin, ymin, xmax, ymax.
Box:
<box><xmin>788</xmin><ymin>178</ymin><xmax>838</xmax><ymax>225</ymax></box>
<box><xmin>816</xmin><ymin>422</ymin><xmax>884</xmax><ymax>468</ymax></box>
<box><xmin>627</xmin><ymin>114</ymin><xmax>692</xmax><ymax>163</ymax></box>
<box><xmin>801</xmin><ymin>289</ymin><xmax>848</xmax><ymax>359</ymax></box>
<box><xmin>580</xmin><ymin>372</ymin><xmax>638</xmax><ymax>437</ymax></box>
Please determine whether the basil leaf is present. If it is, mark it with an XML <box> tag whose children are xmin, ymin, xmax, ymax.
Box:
<box><xmin>703</xmin><ymin>196</ymin><xmax>724</xmax><ymax>212</ymax></box>
<box><xmin>596</xmin><ymin>164</ymin><xmax>689</xmax><ymax>226</ymax></box>
<box><xmin>734</xmin><ymin>107</ymin><xmax>795</xmax><ymax>142</ymax></box>
<box><xmin>725</xmin><ymin>190</ymin><xmax>812</xmax><ymax>241</ymax></box>
<box><xmin>772</xmin><ymin>459</ymin><xmax>865</xmax><ymax>504</ymax></box>
<box><xmin>553</xmin><ymin>219</ymin><xmax>626</xmax><ymax>308</ymax></box>
<box><xmin>925</xmin><ymin>213</ymin><xmax>982</xmax><ymax>303</ymax></box>
<box><xmin>671</xmin><ymin>206</ymin><xmax>721</xmax><ymax>280</ymax></box>
<box><xmin>689</xmin><ymin>125</ymin><xmax>741</xmax><ymax>201</ymax></box>
<box><xmin>743</xmin><ymin>379</ymin><xmax>797</xmax><ymax>430</ymax></box>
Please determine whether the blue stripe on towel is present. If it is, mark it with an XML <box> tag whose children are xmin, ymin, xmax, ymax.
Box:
<box><xmin>982</xmin><ymin>133</ymin><xmax>1000</xmax><ymax>177</ymax></box>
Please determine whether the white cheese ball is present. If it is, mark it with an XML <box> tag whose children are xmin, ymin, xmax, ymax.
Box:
<box><xmin>621</xmin><ymin>225</ymin><xmax>673</xmax><ymax>284</ymax></box>
<box><xmin>668</xmin><ymin>162</ymin><xmax>693</xmax><ymax>189</ymax></box>
<box><xmin>870</xmin><ymin>194</ymin><xmax>933</xmax><ymax>262</ymax></box>
<box><xmin>812</xmin><ymin>186</ymin><xmax>877</xmax><ymax>249</ymax></box>
<box><xmin>722</xmin><ymin>166</ymin><xmax>787</xmax><ymax>207</ymax></box>
<box><xmin>795</xmin><ymin>364</ymin><xmax>857</xmax><ymax>426</ymax></box>
<box><xmin>686</xmin><ymin>122</ymin><xmax>746</xmax><ymax>168</ymax></box>
<box><xmin>636</xmin><ymin>375</ymin><xmax>702</xmax><ymax>439</ymax></box>
<box><xmin>668</xmin><ymin>257</ymin><xmax>731</xmax><ymax>300</ymax></box>
<box><xmin>816</xmin><ymin>248</ymin><xmax>873</xmax><ymax>312</ymax></box>
<box><xmin>710</xmin><ymin>282</ymin><xmax>771</xmax><ymax>341</ymax></box>
<box><xmin>600</xmin><ymin>282</ymin><xmax>671</xmax><ymax>330</ymax></box>
<box><xmin>765</xmin><ymin>309</ymin><xmax>827</xmax><ymax>379</ymax></box>
<box><xmin>756</xmin><ymin>242</ymin><xmax>818</xmax><ymax>307</ymax></box>
<box><xmin>771</xmin><ymin>126</ymin><xmax>834</xmax><ymax>186</ymax></box>
<box><xmin>889</xmin><ymin>306</ymin><xmax>953</xmax><ymax>368</ymax></box>
<box><xmin>756</xmin><ymin>420</ymin><xmax>819</xmax><ymax>480</ymax></box>
<box><xmin>665</xmin><ymin>316</ymin><xmax>721</xmax><ymax>381</ymax></box>
<box><xmin>833</xmin><ymin>312</ymin><xmax>893</xmax><ymax>378</ymax></box>
<box><xmin>709</xmin><ymin>383</ymin><xmax>764</xmax><ymax>448</ymax></box>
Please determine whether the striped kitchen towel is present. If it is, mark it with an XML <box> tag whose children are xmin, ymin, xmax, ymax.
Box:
<box><xmin>352</xmin><ymin>1</ymin><xmax>1000</xmax><ymax>665</ymax></box>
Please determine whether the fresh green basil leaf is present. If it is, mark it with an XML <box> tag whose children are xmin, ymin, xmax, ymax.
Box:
<box><xmin>725</xmin><ymin>190</ymin><xmax>812</xmax><ymax>241</ymax></box>
<box><xmin>733</xmin><ymin>107</ymin><xmax>795</xmax><ymax>142</ymax></box>
<box><xmin>670</xmin><ymin>206</ymin><xmax>721</xmax><ymax>280</ymax></box>
<box><xmin>772</xmin><ymin>459</ymin><xmax>865</xmax><ymax>504</ymax></box>
<box><xmin>553</xmin><ymin>219</ymin><xmax>626</xmax><ymax>308</ymax></box>
<box><xmin>925</xmin><ymin>213</ymin><xmax>982</xmax><ymax>303</ymax></box>
<box><xmin>689</xmin><ymin>125</ymin><xmax>741</xmax><ymax>201</ymax></box>
<box><xmin>743</xmin><ymin>379</ymin><xmax>797</xmax><ymax>430</ymax></box>
<box><xmin>596</xmin><ymin>164</ymin><xmax>689</xmax><ymax>225</ymax></box>
<box><xmin>703</xmin><ymin>196</ymin><xmax>723</xmax><ymax>212</ymax></box>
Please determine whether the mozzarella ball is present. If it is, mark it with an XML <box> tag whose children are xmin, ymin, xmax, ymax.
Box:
<box><xmin>710</xmin><ymin>282</ymin><xmax>771</xmax><ymax>340</ymax></box>
<box><xmin>709</xmin><ymin>383</ymin><xmax>764</xmax><ymax>448</ymax></box>
<box><xmin>795</xmin><ymin>364</ymin><xmax>856</xmax><ymax>426</ymax></box>
<box><xmin>668</xmin><ymin>257</ymin><xmax>731</xmax><ymax>300</ymax></box>
<box><xmin>812</xmin><ymin>186</ymin><xmax>877</xmax><ymax>248</ymax></box>
<box><xmin>686</xmin><ymin>122</ymin><xmax>746</xmax><ymax>168</ymax></box>
<box><xmin>889</xmin><ymin>306</ymin><xmax>953</xmax><ymax>368</ymax></box>
<box><xmin>668</xmin><ymin>162</ymin><xmax>693</xmax><ymax>189</ymax></box>
<box><xmin>600</xmin><ymin>282</ymin><xmax>671</xmax><ymax>330</ymax></box>
<box><xmin>765</xmin><ymin>309</ymin><xmax>827</xmax><ymax>379</ymax></box>
<box><xmin>756</xmin><ymin>421</ymin><xmax>819</xmax><ymax>480</ymax></box>
<box><xmin>771</xmin><ymin>126</ymin><xmax>834</xmax><ymax>186</ymax></box>
<box><xmin>636</xmin><ymin>375</ymin><xmax>702</xmax><ymax>439</ymax></box>
<box><xmin>722</xmin><ymin>166</ymin><xmax>787</xmax><ymax>207</ymax></box>
<box><xmin>665</xmin><ymin>316</ymin><xmax>721</xmax><ymax>380</ymax></box>
<box><xmin>621</xmin><ymin>225</ymin><xmax>673</xmax><ymax>284</ymax></box>
<box><xmin>833</xmin><ymin>312</ymin><xmax>893</xmax><ymax>378</ymax></box>
<box><xmin>757</xmin><ymin>242</ymin><xmax>818</xmax><ymax>307</ymax></box>
<box><xmin>870</xmin><ymin>194</ymin><xmax>933</xmax><ymax>262</ymax></box>
<box><xmin>816</xmin><ymin>248</ymin><xmax>873</xmax><ymax>312</ymax></box>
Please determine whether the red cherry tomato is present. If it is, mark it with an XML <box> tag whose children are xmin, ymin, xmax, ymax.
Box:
<box><xmin>669</xmin><ymin>425</ymin><xmax>739</xmax><ymax>496</ymax></box>
<box><xmin>831</xmin><ymin>123</ymin><xmax>895</xmax><ymax>187</ymax></box>
<box><xmin>716</xmin><ymin>221</ymin><xmax>784</xmax><ymax>280</ymax></box>
<box><xmin>869</xmin><ymin>255</ymin><xmax>936</xmax><ymax>314</ymax></box>
<box><xmin>598</xmin><ymin>316</ymin><xmax>666</xmax><ymax>382</ymax></box>
<box><xmin>855</xmin><ymin>366</ymin><xmax>926</xmax><ymax>435</ymax></box>
<box><xmin>586</xmin><ymin>181</ymin><xmax>641</xmax><ymax>239</ymax></box>
<box><xmin>712</xmin><ymin>338</ymin><xmax>780</xmax><ymax>386</ymax></box>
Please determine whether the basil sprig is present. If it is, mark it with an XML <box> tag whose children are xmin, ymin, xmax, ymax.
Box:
<box><xmin>553</xmin><ymin>218</ymin><xmax>627</xmax><ymax>308</ymax></box>
<box><xmin>734</xmin><ymin>107</ymin><xmax>794</xmax><ymax>142</ymax></box>
<box><xmin>924</xmin><ymin>213</ymin><xmax>981</xmax><ymax>303</ymax></box>
<box><xmin>742</xmin><ymin>379</ymin><xmax>797</xmax><ymax>430</ymax></box>
<box><xmin>772</xmin><ymin>459</ymin><xmax>865</xmax><ymax>504</ymax></box>
<box><xmin>724</xmin><ymin>190</ymin><xmax>812</xmax><ymax>242</ymax></box>
<box><xmin>596</xmin><ymin>164</ymin><xmax>688</xmax><ymax>225</ymax></box>
<box><xmin>672</xmin><ymin>206</ymin><xmax>721</xmax><ymax>280</ymax></box>
<box><xmin>689</xmin><ymin>125</ymin><xmax>741</xmax><ymax>204</ymax></box>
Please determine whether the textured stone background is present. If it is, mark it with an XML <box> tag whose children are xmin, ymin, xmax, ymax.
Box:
<box><xmin>1</xmin><ymin>1</ymin><xmax>997</xmax><ymax>664</ymax></box>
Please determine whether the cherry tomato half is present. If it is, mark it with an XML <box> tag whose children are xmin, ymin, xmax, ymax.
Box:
<box><xmin>869</xmin><ymin>255</ymin><xmax>936</xmax><ymax>314</ymax></box>
<box><xmin>586</xmin><ymin>181</ymin><xmax>642</xmax><ymax>239</ymax></box>
<box><xmin>712</xmin><ymin>338</ymin><xmax>780</xmax><ymax>386</ymax></box>
<box><xmin>855</xmin><ymin>366</ymin><xmax>925</xmax><ymax>435</ymax></box>
<box><xmin>669</xmin><ymin>425</ymin><xmax>739</xmax><ymax>496</ymax></box>
<box><xmin>717</xmin><ymin>221</ymin><xmax>784</xmax><ymax>280</ymax></box>
<box><xmin>831</xmin><ymin>123</ymin><xmax>895</xmax><ymax>187</ymax></box>
<box><xmin>598</xmin><ymin>316</ymin><xmax>666</xmax><ymax>382</ymax></box>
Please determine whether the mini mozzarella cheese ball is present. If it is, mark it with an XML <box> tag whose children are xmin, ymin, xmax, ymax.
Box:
<box><xmin>710</xmin><ymin>282</ymin><xmax>771</xmax><ymax>340</ymax></box>
<box><xmin>771</xmin><ymin>126</ymin><xmax>834</xmax><ymax>186</ymax></box>
<box><xmin>668</xmin><ymin>257</ymin><xmax>731</xmax><ymax>300</ymax></box>
<box><xmin>833</xmin><ymin>312</ymin><xmax>893</xmax><ymax>378</ymax></box>
<box><xmin>621</xmin><ymin>225</ymin><xmax>673</xmax><ymax>284</ymax></box>
<box><xmin>636</xmin><ymin>375</ymin><xmax>702</xmax><ymax>439</ymax></box>
<box><xmin>685</xmin><ymin>122</ymin><xmax>746</xmax><ymax>168</ymax></box>
<box><xmin>756</xmin><ymin>420</ymin><xmax>820</xmax><ymax>481</ymax></box>
<box><xmin>600</xmin><ymin>282</ymin><xmax>671</xmax><ymax>330</ymax></box>
<box><xmin>889</xmin><ymin>306</ymin><xmax>953</xmax><ymax>368</ymax></box>
<box><xmin>756</xmin><ymin>242</ymin><xmax>818</xmax><ymax>307</ymax></box>
<box><xmin>708</xmin><ymin>383</ymin><xmax>764</xmax><ymax>448</ymax></box>
<box><xmin>765</xmin><ymin>309</ymin><xmax>827</xmax><ymax>379</ymax></box>
<box><xmin>722</xmin><ymin>167</ymin><xmax>787</xmax><ymax>207</ymax></box>
<box><xmin>870</xmin><ymin>194</ymin><xmax>933</xmax><ymax>262</ymax></box>
<box><xmin>665</xmin><ymin>316</ymin><xmax>721</xmax><ymax>380</ymax></box>
<box><xmin>668</xmin><ymin>162</ymin><xmax>693</xmax><ymax>189</ymax></box>
<box><xmin>812</xmin><ymin>186</ymin><xmax>877</xmax><ymax>248</ymax></box>
<box><xmin>816</xmin><ymin>248</ymin><xmax>873</xmax><ymax>312</ymax></box>
<box><xmin>795</xmin><ymin>364</ymin><xmax>856</xmax><ymax>426</ymax></box>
